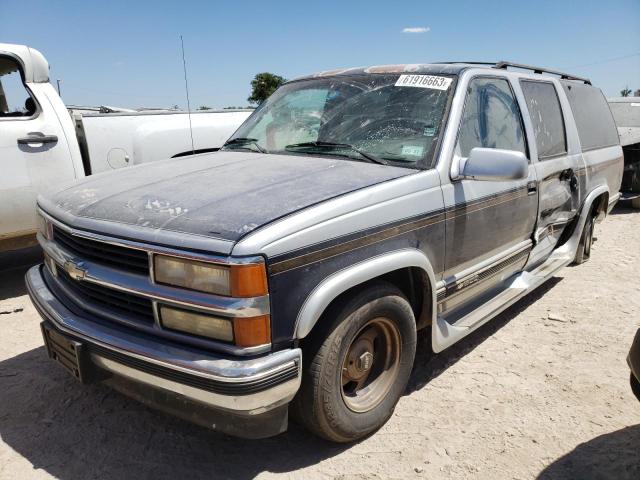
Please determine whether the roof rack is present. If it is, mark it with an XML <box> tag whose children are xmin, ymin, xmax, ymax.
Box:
<box><xmin>493</xmin><ymin>61</ymin><xmax>591</xmax><ymax>85</ymax></box>
<box><xmin>434</xmin><ymin>61</ymin><xmax>591</xmax><ymax>85</ymax></box>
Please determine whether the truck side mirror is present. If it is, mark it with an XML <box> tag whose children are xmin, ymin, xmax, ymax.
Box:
<box><xmin>461</xmin><ymin>148</ymin><xmax>528</xmax><ymax>181</ymax></box>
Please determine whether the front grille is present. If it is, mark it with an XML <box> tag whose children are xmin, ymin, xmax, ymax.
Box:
<box><xmin>53</xmin><ymin>226</ymin><xmax>149</xmax><ymax>276</ymax></box>
<box><xmin>56</xmin><ymin>267</ymin><xmax>154</xmax><ymax>324</ymax></box>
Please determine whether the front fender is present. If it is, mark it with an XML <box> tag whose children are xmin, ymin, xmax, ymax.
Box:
<box><xmin>294</xmin><ymin>249</ymin><xmax>437</xmax><ymax>339</ymax></box>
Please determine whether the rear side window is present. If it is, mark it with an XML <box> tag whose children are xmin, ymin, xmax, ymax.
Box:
<box><xmin>561</xmin><ymin>82</ymin><xmax>618</xmax><ymax>151</ymax></box>
<box><xmin>520</xmin><ymin>81</ymin><xmax>566</xmax><ymax>159</ymax></box>
<box><xmin>457</xmin><ymin>77</ymin><xmax>527</xmax><ymax>157</ymax></box>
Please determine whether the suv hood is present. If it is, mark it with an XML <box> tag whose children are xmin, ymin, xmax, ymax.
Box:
<box><xmin>41</xmin><ymin>151</ymin><xmax>412</xmax><ymax>244</ymax></box>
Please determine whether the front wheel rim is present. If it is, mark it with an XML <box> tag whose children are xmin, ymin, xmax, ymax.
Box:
<box><xmin>340</xmin><ymin>317</ymin><xmax>402</xmax><ymax>413</ymax></box>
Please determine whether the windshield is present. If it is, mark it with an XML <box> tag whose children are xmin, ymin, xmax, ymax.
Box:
<box><xmin>224</xmin><ymin>73</ymin><xmax>455</xmax><ymax>168</ymax></box>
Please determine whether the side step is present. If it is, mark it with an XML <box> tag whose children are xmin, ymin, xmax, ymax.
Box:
<box><xmin>432</xmin><ymin>255</ymin><xmax>570</xmax><ymax>352</ymax></box>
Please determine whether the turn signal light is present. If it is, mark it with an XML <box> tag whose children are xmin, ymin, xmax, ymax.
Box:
<box><xmin>233</xmin><ymin>315</ymin><xmax>271</xmax><ymax>347</ymax></box>
<box><xmin>230</xmin><ymin>263</ymin><xmax>269</xmax><ymax>297</ymax></box>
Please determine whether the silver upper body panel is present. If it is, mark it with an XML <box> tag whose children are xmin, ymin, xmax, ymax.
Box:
<box><xmin>235</xmin><ymin>67</ymin><xmax>622</xmax><ymax>260</ymax></box>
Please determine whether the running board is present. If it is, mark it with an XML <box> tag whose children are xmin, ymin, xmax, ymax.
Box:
<box><xmin>432</xmin><ymin>255</ymin><xmax>571</xmax><ymax>352</ymax></box>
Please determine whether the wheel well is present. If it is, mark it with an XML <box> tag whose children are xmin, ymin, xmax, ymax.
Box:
<box><xmin>309</xmin><ymin>267</ymin><xmax>433</xmax><ymax>338</ymax></box>
<box><xmin>557</xmin><ymin>189</ymin><xmax>609</xmax><ymax>249</ymax></box>
<box><xmin>591</xmin><ymin>192</ymin><xmax>609</xmax><ymax>222</ymax></box>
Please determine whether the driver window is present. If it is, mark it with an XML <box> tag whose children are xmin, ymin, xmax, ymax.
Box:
<box><xmin>0</xmin><ymin>56</ymin><xmax>36</xmax><ymax>118</ymax></box>
<box><xmin>457</xmin><ymin>77</ymin><xmax>526</xmax><ymax>157</ymax></box>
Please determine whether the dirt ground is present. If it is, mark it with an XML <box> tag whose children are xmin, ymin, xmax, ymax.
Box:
<box><xmin>1</xmin><ymin>207</ymin><xmax>639</xmax><ymax>480</ymax></box>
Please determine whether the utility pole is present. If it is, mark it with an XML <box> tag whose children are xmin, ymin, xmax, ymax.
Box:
<box><xmin>56</xmin><ymin>79</ymin><xmax>62</xmax><ymax>96</ymax></box>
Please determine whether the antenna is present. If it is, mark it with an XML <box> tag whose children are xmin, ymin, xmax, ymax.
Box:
<box><xmin>180</xmin><ymin>35</ymin><xmax>195</xmax><ymax>155</ymax></box>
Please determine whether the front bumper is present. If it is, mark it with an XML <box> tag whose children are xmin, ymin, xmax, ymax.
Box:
<box><xmin>26</xmin><ymin>264</ymin><xmax>302</xmax><ymax>438</ymax></box>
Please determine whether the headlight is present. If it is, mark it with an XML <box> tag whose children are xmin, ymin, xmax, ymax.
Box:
<box><xmin>160</xmin><ymin>305</ymin><xmax>270</xmax><ymax>347</ymax></box>
<box><xmin>36</xmin><ymin>212</ymin><xmax>52</xmax><ymax>240</ymax></box>
<box><xmin>153</xmin><ymin>255</ymin><xmax>268</xmax><ymax>297</ymax></box>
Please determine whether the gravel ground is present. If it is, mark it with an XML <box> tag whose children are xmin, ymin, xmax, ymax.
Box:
<box><xmin>1</xmin><ymin>207</ymin><xmax>639</xmax><ymax>480</ymax></box>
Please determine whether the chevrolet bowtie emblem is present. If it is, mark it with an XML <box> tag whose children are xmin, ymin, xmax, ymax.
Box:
<box><xmin>64</xmin><ymin>260</ymin><xmax>87</xmax><ymax>281</ymax></box>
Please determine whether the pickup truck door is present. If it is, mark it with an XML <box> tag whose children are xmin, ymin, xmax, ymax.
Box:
<box><xmin>519</xmin><ymin>80</ymin><xmax>581</xmax><ymax>264</ymax></box>
<box><xmin>0</xmin><ymin>55</ymin><xmax>77</xmax><ymax>251</ymax></box>
<box><xmin>439</xmin><ymin>76</ymin><xmax>538</xmax><ymax>315</ymax></box>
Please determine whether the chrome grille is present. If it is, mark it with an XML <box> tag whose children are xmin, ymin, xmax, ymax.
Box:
<box><xmin>53</xmin><ymin>226</ymin><xmax>149</xmax><ymax>276</ymax></box>
<box><xmin>55</xmin><ymin>267</ymin><xmax>155</xmax><ymax>325</ymax></box>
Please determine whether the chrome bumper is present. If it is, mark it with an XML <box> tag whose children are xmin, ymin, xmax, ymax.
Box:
<box><xmin>26</xmin><ymin>265</ymin><xmax>302</xmax><ymax>417</ymax></box>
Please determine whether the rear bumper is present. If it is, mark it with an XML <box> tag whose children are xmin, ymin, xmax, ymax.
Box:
<box><xmin>620</xmin><ymin>191</ymin><xmax>640</xmax><ymax>202</ymax></box>
<box><xmin>26</xmin><ymin>264</ymin><xmax>302</xmax><ymax>438</ymax></box>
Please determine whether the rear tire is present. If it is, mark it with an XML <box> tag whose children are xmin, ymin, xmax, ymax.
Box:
<box><xmin>574</xmin><ymin>212</ymin><xmax>594</xmax><ymax>265</ymax></box>
<box><xmin>292</xmin><ymin>282</ymin><xmax>417</xmax><ymax>442</ymax></box>
<box><xmin>631</xmin><ymin>372</ymin><xmax>640</xmax><ymax>402</ymax></box>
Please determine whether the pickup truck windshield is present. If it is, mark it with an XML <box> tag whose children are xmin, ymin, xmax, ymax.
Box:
<box><xmin>224</xmin><ymin>74</ymin><xmax>455</xmax><ymax>168</ymax></box>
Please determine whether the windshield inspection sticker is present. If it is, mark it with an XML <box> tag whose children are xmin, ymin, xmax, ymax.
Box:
<box><xmin>395</xmin><ymin>74</ymin><xmax>452</xmax><ymax>90</ymax></box>
<box><xmin>402</xmin><ymin>145</ymin><xmax>424</xmax><ymax>156</ymax></box>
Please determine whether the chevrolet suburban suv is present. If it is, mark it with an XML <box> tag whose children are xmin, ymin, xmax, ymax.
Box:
<box><xmin>26</xmin><ymin>61</ymin><xmax>623</xmax><ymax>442</ymax></box>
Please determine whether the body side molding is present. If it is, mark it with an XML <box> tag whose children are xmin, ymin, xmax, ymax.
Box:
<box><xmin>294</xmin><ymin>249</ymin><xmax>437</xmax><ymax>339</ymax></box>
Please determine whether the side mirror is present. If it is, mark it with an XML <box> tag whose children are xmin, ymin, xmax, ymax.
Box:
<box><xmin>461</xmin><ymin>148</ymin><xmax>528</xmax><ymax>181</ymax></box>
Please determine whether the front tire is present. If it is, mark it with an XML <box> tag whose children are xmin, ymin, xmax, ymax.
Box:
<box><xmin>292</xmin><ymin>283</ymin><xmax>417</xmax><ymax>442</ymax></box>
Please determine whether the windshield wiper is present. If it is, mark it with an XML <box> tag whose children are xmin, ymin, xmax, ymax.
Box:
<box><xmin>285</xmin><ymin>141</ymin><xmax>387</xmax><ymax>165</ymax></box>
<box><xmin>222</xmin><ymin>137</ymin><xmax>266</xmax><ymax>153</ymax></box>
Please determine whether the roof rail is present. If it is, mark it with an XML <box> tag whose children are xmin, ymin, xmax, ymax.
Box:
<box><xmin>434</xmin><ymin>61</ymin><xmax>591</xmax><ymax>85</ymax></box>
<box><xmin>493</xmin><ymin>61</ymin><xmax>591</xmax><ymax>85</ymax></box>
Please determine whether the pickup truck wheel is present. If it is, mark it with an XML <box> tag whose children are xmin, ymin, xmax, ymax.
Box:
<box><xmin>574</xmin><ymin>213</ymin><xmax>594</xmax><ymax>264</ymax></box>
<box><xmin>292</xmin><ymin>283</ymin><xmax>417</xmax><ymax>442</ymax></box>
<box><xmin>631</xmin><ymin>373</ymin><xmax>640</xmax><ymax>402</ymax></box>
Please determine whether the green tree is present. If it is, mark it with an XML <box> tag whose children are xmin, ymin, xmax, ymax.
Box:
<box><xmin>621</xmin><ymin>86</ymin><xmax>632</xmax><ymax>97</ymax></box>
<box><xmin>248</xmin><ymin>72</ymin><xmax>285</xmax><ymax>104</ymax></box>
<box><xmin>197</xmin><ymin>105</ymin><xmax>212</xmax><ymax>110</ymax></box>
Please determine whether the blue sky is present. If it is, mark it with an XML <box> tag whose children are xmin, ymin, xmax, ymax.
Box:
<box><xmin>1</xmin><ymin>0</ymin><xmax>639</xmax><ymax>109</ymax></box>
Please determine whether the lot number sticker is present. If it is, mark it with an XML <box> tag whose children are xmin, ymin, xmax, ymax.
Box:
<box><xmin>395</xmin><ymin>74</ymin><xmax>452</xmax><ymax>90</ymax></box>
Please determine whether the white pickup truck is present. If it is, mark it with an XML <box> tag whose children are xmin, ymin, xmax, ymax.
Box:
<box><xmin>0</xmin><ymin>43</ymin><xmax>251</xmax><ymax>253</ymax></box>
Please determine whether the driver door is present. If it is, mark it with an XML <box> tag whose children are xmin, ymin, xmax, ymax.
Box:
<box><xmin>439</xmin><ymin>76</ymin><xmax>538</xmax><ymax>315</ymax></box>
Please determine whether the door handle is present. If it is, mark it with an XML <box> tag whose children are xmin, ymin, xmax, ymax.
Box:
<box><xmin>17</xmin><ymin>134</ymin><xmax>58</xmax><ymax>145</ymax></box>
<box><xmin>527</xmin><ymin>181</ymin><xmax>537</xmax><ymax>195</ymax></box>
